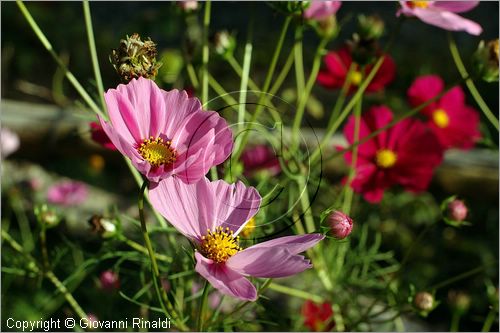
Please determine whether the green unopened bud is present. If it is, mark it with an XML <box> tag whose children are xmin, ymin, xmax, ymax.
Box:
<box><xmin>357</xmin><ymin>14</ymin><xmax>385</xmax><ymax>40</ymax></box>
<box><xmin>213</xmin><ymin>31</ymin><xmax>236</xmax><ymax>59</ymax></box>
<box><xmin>88</xmin><ymin>215</ymin><xmax>117</xmax><ymax>239</ymax></box>
<box><xmin>34</xmin><ymin>204</ymin><xmax>60</xmax><ymax>228</ymax></box>
<box><xmin>472</xmin><ymin>39</ymin><xmax>499</xmax><ymax>83</ymax></box>
<box><xmin>110</xmin><ymin>33</ymin><xmax>162</xmax><ymax>83</ymax></box>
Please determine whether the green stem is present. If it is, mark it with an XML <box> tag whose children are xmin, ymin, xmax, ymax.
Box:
<box><xmin>291</xmin><ymin>37</ymin><xmax>328</xmax><ymax>150</ymax></box>
<box><xmin>450</xmin><ymin>311</ymin><xmax>461</xmax><ymax>332</ymax></box>
<box><xmin>40</xmin><ymin>223</ymin><xmax>50</xmax><ymax>270</ymax></box>
<box><xmin>16</xmin><ymin>0</ymin><xmax>105</xmax><ymax>119</ymax></box>
<box><xmin>237</xmin><ymin>27</ymin><xmax>253</xmax><ymax>131</ymax></box>
<box><xmin>448</xmin><ymin>33</ymin><xmax>499</xmax><ymax>131</ymax></box>
<box><xmin>232</xmin><ymin>15</ymin><xmax>292</xmax><ymax>162</ymax></box>
<box><xmin>119</xmin><ymin>236</ymin><xmax>172</xmax><ymax>263</ymax></box>
<box><xmin>342</xmin><ymin>92</ymin><xmax>362</xmax><ymax>214</ymax></box>
<box><xmin>427</xmin><ymin>264</ymin><xmax>488</xmax><ymax>291</ymax></box>
<box><xmin>268</xmin><ymin>283</ymin><xmax>323</xmax><ymax>303</ymax></box>
<box><xmin>197</xmin><ymin>281</ymin><xmax>210</xmax><ymax>331</ymax></box>
<box><xmin>83</xmin><ymin>0</ymin><xmax>106</xmax><ymax>113</ymax></box>
<box><xmin>269</xmin><ymin>51</ymin><xmax>295</xmax><ymax>96</ymax></box>
<box><xmin>187</xmin><ymin>62</ymin><xmax>200</xmax><ymax>89</ymax></box>
<box><xmin>329</xmin><ymin>64</ymin><xmax>355</xmax><ymax>128</ymax></box>
<box><xmin>293</xmin><ymin>24</ymin><xmax>305</xmax><ymax>94</ymax></box>
<box><xmin>201</xmin><ymin>0</ymin><xmax>211</xmax><ymax>107</ymax></box>
<box><xmin>481</xmin><ymin>308</ymin><xmax>497</xmax><ymax>332</ymax></box>
<box><xmin>45</xmin><ymin>271</ymin><xmax>87</xmax><ymax>320</ymax></box>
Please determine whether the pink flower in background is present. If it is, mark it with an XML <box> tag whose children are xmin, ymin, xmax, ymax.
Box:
<box><xmin>1</xmin><ymin>127</ymin><xmax>20</xmax><ymax>159</ymax></box>
<box><xmin>301</xmin><ymin>300</ymin><xmax>335</xmax><ymax>331</ymax></box>
<box><xmin>99</xmin><ymin>77</ymin><xmax>233</xmax><ymax>183</ymax></box>
<box><xmin>178</xmin><ymin>0</ymin><xmax>198</xmax><ymax>11</ymax></box>
<box><xmin>47</xmin><ymin>181</ymin><xmax>88</xmax><ymax>206</ymax></box>
<box><xmin>241</xmin><ymin>145</ymin><xmax>281</xmax><ymax>176</ymax></box>
<box><xmin>447</xmin><ymin>199</ymin><xmax>468</xmax><ymax>221</ymax></box>
<box><xmin>89</xmin><ymin>122</ymin><xmax>117</xmax><ymax>151</ymax></box>
<box><xmin>99</xmin><ymin>270</ymin><xmax>120</xmax><ymax>291</ymax></box>
<box><xmin>317</xmin><ymin>47</ymin><xmax>396</xmax><ymax>94</ymax></box>
<box><xmin>328</xmin><ymin>210</ymin><xmax>353</xmax><ymax>239</ymax></box>
<box><xmin>397</xmin><ymin>1</ymin><xmax>482</xmax><ymax>35</ymax></box>
<box><xmin>149</xmin><ymin>177</ymin><xmax>324</xmax><ymax>301</ymax></box>
<box><xmin>342</xmin><ymin>106</ymin><xmax>443</xmax><ymax>203</ymax></box>
<box><xmin>304</xmin><ymin>1</ymin><xmax>341</xmax><ymax>20</ymax></box>
<box><xmin>407</xmin><ymin>75</ymin><xmax>481</xmax><ymax>150</ymax></box>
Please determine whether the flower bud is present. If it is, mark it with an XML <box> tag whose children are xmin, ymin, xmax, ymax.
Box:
<box><xmin>414</xmin><ymin>291</ymin><xmax>434</xmax><ymax>311</ymax></box>
<box><xmin>213</xmin><ymin>31</ymin><xmax>236</xmax><ymax>59</ymax></box>
<box><xmin>357</xmin><ymin>14</ymin><xmax>385</xmax><ymax>40</ymax></box>
<box><xmin>447</xmin><ymin>199</ymin><xmax>468</xmax><ymax>222</ymax></box>
<box><xmin>448</xmin><ymin>290</ymin><xmax>471</xmax><ymax>314</ymax></box>
<box><xmin>88</xmin><ymin>215</ymin><xmax>117</xmax><ymax>239</ymax></box>
<box><xmin>110</xmin><ymin>33</ymin><xmax>162</xmax><ymax>83</ymax></box>
<box><xmin>85</xmin><ymin>314</ymin><xmax>99</xmax><ymax>331</ymax></box>
<box><xmin>99</xmin><ymin>270</ymin><xmax>120</xmax><ymax>291</ymax></box>
<box><xmin>34</xmin><ymin>204</ymin><xmax>61</xmax><ymax>229</ymax></box>
<box><xmin>177</xmin><ymin>1</ymin><xmax>198</xmax><ymax>11</ymax></box>
<box><xmin>472</xmin><ymin>39</ymin><xmax>499</xmax><ymax>83</ymax></box>
<box><xmin>328</xmin><ymin>210</ymin><xmax>353</xmax><ymax>239</ymax></box>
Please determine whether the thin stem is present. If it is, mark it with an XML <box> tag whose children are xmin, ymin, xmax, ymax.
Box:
<box><xmin>16</xmin><ymin>0</ymin><xmax>105</xmax><ymax>119</ymax></box>
<box><xmin>329</xmin><ymin>63</ymin><xmax>356</xmax><ymax>128</ymax></box>
<box><xmin>269</xmin><ymin>50</ymin><xmax>295</xmax><ymax>96</ymax></box>
<box><xmin>40</xmin><ymin>223</ymin><xmax>50</xmax><ymax>270</ymax></box>
<box><xmin>448</xmin><ymin>33</ymin><xmax>498</xmax><ymax>131</ymax></box>
<box><xmin>481</xmin><ymin>308</ymin><xmax>497</xmax><ymax>332</ymax></box>
<box><xmin>291</xmin><ymin>38</ymin><xmax>328</xmax><ymax>150</ymax></box>
<box><xmin>201</xmin><ymin>0</ymin><xmax>211</xmax><ymax>107</ymax></box>
<box><xmin>197</xmin><ymin>281</ymin><xmax>210</xmax><ymax>331</ymax></box>
<box><xmin>83</xmin><ymin>0</ymin><xmax>106</xmax><ymax>113</ymax></box>
<box><xmin>427</xmin><ymin>264</ymin><xmax>488</xmax><ymax>291</ymax></box>
<box><xmin>294</xmin><ymin>24</ymin><xmax>305</xmax><ymax>94</ymax></box>
<box><xmin>450</xmin><ymin>311</ymin><xmax>461</xmax><ymax>332</ymax></box>
<box><xmin>45</xmin><ymin>271</ymin><xmax>87</xmax><ymax>320</ymax></box>
<box><xmin>186</xmin><ymin>62</ymin><xmax>200</xmax><ymax>89</ymax></box>
<box><xmin>119</xmin><ymin>236</ymin><xmax>172</xmax><ymax>263</ymax></box>
<box><xmin>232</xmin><ymin>15</ymin><xmax>292</xmax><ymax>162</ymax></box>
<box><xmin>237</xmin><ymin>25</ymin><xmax>253</xmax><ymax>131</ymax></box>
<box><xmin>268</xmin><ymin>282</ymin><xmax>323</xmax><ymax>303</ymax></box>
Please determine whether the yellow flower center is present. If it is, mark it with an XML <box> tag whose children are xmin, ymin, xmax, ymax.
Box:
<box><xmin>138</xmin><ymin>137</ymin><xmax>177</xmax><ymax>167</ymax></box>
<box><xmin>239</xmin><ymin>217</ymin><xmax>256</xmax><ymax>238</ymax></box>
<box><xmin>350</xmin><ymin>70</ymin><xmax>363</xmax><ymax>86</ymax></box>
<box><xmin>409</xmin><ymin>1</ymin><xmax>430</xmax><ymax>9</ymax></box>
<box><xmin>432</xmin><ymin>109</ymin><xmax>449</xmax><ymax>128</ymax></box>
<box><xmin>376</xmin><ymin>149</ymin><xmax>397</xmax><ymax>169</ymax></box>
<box><xmin>200</xmin><ymin>227</ymin><xmax>241</xmax><ymax>263</ymax></box>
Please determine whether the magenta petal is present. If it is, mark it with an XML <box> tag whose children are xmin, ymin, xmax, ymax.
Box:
<box><xmin>243</xmin><ymin>234</ymin><xmax>324</xmax><ymax>254</ymax></box>
<box><xmin>304</xmin><ymin>1</ymin><xmax>341</xmax><ymax>20</ymax></box>
<box><xmin>433</xmin><ymin>1</ymin><xmax>480</xmax><ymax>13</ymax></box>
<box><xmin>212</xmin><ymin>180</ymin><xmax>262</xmax><ymax>234</ymax></box>
<box><xmin>161</xmin><ymin>89</ymin><xmax>202</xmax><ymax>139</ymax></box>
<box><xmin>407</xmin><ymin>75</ymin><xmax>444</xmax><ymax>113</ymax></box>
<box><xmin>195</xmin><ymin>252</ymin><xmax>257</xmax><ymax>301</ymax></box>
<box><xmin>413</xmin><ymin>8</ymin><xmax>482</xmax><ymax>35</ymax></box>
<box><xmin>227</xmin><ymin>247</ymin><xmax>313</xmax><ymax>278</ymax></box>
<box><xmin>104</xmin><ymin>89</ymin><xmax>142</xmax><ymax>143</ymax></box>
<box><xmin>148</xmin><ymin>177</ymin><xmax>215</xmax><ymax>241</ymax></box>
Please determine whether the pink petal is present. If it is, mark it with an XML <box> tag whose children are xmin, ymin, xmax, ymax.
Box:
<box><xmin>212</xmin><ymin>180</ymin><xmax>262</xmax><ymax>234</ymax></box>
<box><xmin>195</xmin><ymin>252</ymin><xmax>257</xmax><ymax>301</ymax></box>
<box><xmin>413</xmin><ymin>7</ymin><xmax>482</xmax><ymax>35</ymax></box>
<box><xmin>104</xmin><ymin>89</ymin><xmax>142</xmax><ymax>143</ymax></box>
<box><xmin>433</xmin><ymin>1</ymin><xmax>480</xmax><ymax>13</ymax></box>
<box><xmin>304</xmin><ymin>1</ymin><xmax>341</xmax><ymax>20</ymax></box>
<box><xmin>148</xmin><ymin>177</ymin><xmax>215</xmax><ymax>241</ymax></box>
<box><xmin>161</xmin><ymin>89</ymin><xmax>202</xmax><ymax>139</ymax></box>
<box><xmin>226</xmin><ymin>234</ymin><xmax>323</xmax><ymax>278</ymax></box>
<box><xmin>407</xmin><ymin>75</ymin><xmax>444</xmax><ymax>115</ymax></box>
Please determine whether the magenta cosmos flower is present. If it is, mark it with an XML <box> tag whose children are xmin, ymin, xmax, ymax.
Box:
<box><xmin>47</xmin><ymin>181</ymin><xmax>88</xmax><ymax>206</ymax></box>
<box><xmin>343</xmin><ymin>106</ymin><xmax>443</xmax><ymax>203</ymax></box>
<box><xmin>407</xmin><ymin>75</ymin><xmax>481</xmax><ymax>150</ymax></box>
<box><xmin>397</xmin><ymin>1</ymin><xmax>482</xmax><ymax>35</ymax></box>
<box><xmin>149</xmin><ymin>177</ymin><xmax>324</xmax><ymax>301</ymax></box>
<box><xmin>317</xmin><ymin>47</ymin><xmax>396</xmax><ymax>94</ymax></box>
<box><xmin>99</xmin><ymin>77</ymin><xmax>233</xmax><ymax>183</ymax></box>
<box><xmin>304</xmin><ymin>1</ymin><xmax>341</xmax><ymax>20</ymax></box>
<box><xmin>241</xmin><ymin>145</ymin><xmax>281</xmax><ymax>177</ymax></box>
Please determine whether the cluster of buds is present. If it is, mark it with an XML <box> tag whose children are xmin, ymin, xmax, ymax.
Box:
<box><xmin>472</xmin><ymin>39</ymin><xmax>499</xmax><ymax>83</ymax></box>
<box><xmin>110</xmin><ymin>33</ymin><xmax>162</xmax><ymax>83</ymax></box>
<box><xmin>348</xmin><ymin>14</ymin><xmax>385</xmax><ymax>66</ymax></box>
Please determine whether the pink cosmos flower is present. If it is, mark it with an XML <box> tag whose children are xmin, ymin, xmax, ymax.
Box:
<box><xmin>343</xmin><ymin>106</ymin><xmax>443</xmax><ymax>203</ymax></box>
<box><xmin>397</xmin><ymin>1</ymin><xmax>482</xmax><ymax>35</ymax></box>
<box><xmin>317</xmin><ymin>47</ymin><xmax>396</xmax><ymax>94</ymax></box>
<box><xmin>99</xmin><ymin>77</ymin><xmax>233</xmax><ymax>183</ymax></box>
<box><xmin>241</xmin><ymin>145</ymin><xmax>281</xmax><ymax>177</ymax></box>
<box><xmin>304</xmin><ymin>1</ymin><xmax>341</xmax><ymax>20</ymax></box>
<box><xmin>47</xmin><ymin>181</ymin><xmax>88</xmax><ymax>206</ymax></box>
<box><xmin>149</xmin><ymin>177</ymin><xmax>324</xmax><ymax>301</ymax></box>
<box><xmin>407</xmin><ymin>75</ymin><xmax>481</xmax><ymax>150</ymax></box>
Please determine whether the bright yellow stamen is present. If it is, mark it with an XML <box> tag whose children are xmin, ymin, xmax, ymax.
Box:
<box><xmin>432</xmin><ymin>109</ymin><xmax>449</xmax><ymax>128</ymax></box>
<box><xmin>239</xmin><ymin>217</ymin><xmax>256</xmax><ymax>238</ymax></box>
<box><xmin>138</xmin><ymin>137</ymin><xmax>177</xmax><ymax>167</ymax></box>
<box><xmin>409</xmin><ymin>1</ymin><xmax>430</xmax><ymax>9</ymax></box>
<box><xmin>350</xmin><ymin>70</ymin><xmax>363</xmax><ymax>86</ymax></box>
<box><xmin>376</xmin><ymin>149</ymin><xmax>397</xmax><ymax>169</ymax></box>
<box><xmin>200</xmin><ymin>227</ymin><xmax>241</xmax><ymax>263</ymax></box>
